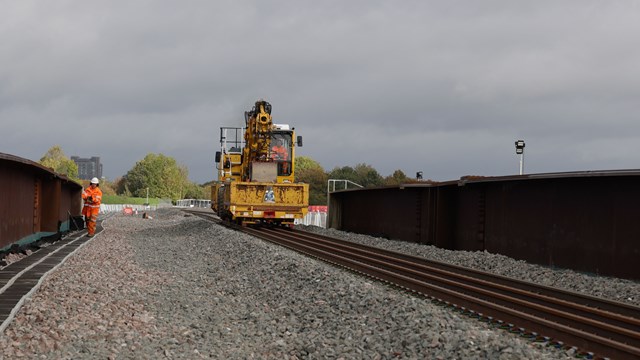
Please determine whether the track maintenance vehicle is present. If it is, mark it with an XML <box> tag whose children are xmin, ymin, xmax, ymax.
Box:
<box><xmin>212</xmin><ymin>99</ymin><xmax>309</xmax><ymax>226</ymax></box>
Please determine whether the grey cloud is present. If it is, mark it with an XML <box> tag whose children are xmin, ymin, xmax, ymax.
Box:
<box><xmin>2</xmin><ymin>1</ymin><xmax>640</xmax><ymax>184</ymax></box>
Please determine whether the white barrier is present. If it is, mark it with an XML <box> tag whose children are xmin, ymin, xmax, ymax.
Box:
<box><xmin>100</xmin><ymin>204</ymin><xmax>156</xmax><ymax>213</ymax></box>
<box><xmin>175</xmin><ymin>199</ymin><xmax>212</xmax><ymax>208</ymax></box>
<box><xmin>295</xmin><ymin>211</ymin><xmax>327</xmax><ymax>228</ymax></box>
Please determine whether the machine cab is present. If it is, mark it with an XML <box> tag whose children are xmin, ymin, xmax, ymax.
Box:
<box><xmin>270</xmin><ymin>130</ymin><xmax>292</xmax><ymax>177</ymax></box>
<box><xmin>270</xmin><ymin>124</ymin><xmax>303</xmax><ymax>181</ymax></box>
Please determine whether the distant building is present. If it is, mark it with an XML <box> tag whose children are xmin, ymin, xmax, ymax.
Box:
<box><xmin>71</xmin><ymin>156</ymin><xmax>103</xmax><ymax>180</ymax></box>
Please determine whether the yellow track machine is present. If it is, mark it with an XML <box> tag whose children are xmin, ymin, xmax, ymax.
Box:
<box><xmin>212</xmin><ymin>99</ymin><xmax>309</xmax><ymax>226</ymax></box>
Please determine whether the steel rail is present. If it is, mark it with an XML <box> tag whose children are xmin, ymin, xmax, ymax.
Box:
<box><xmin>277</xmin><ymin>228</ymin><xmax>640</xmax><ymax>331</ymax></box>
<box><xmin>285</xmin><ymin>228</ymin><xmax>640</xmax><ymax>321</ymax></box>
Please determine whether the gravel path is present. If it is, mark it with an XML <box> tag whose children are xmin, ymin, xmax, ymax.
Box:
<box><xmin>1</xmin><ymin>208</ymin><xmax>636</xmax><ymax>359</ymax></box>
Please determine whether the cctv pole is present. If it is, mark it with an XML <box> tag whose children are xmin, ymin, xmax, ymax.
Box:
<box><xmin>515</xmin><ymin>140</ymin><xmax>525</xmax><ymax>175</ymax></box>
<box><xmin>519</xmin><ymin>153</ymin><xmax>524</xmax><ymax>175</ymax></box>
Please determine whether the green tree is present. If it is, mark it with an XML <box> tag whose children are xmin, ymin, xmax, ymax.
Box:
<box><xmin>354</xmin><ymin>163</ymin><xmax>384</xmax><ymax>187</ymax></box>
<box><xmin>295</xmin><ymin>156</ymin><xmax>328</xmax><ymax>205</ymax></box>
<box><xmin>328</xmin><ymin>163</ymin><xmax>383</xmax><ymax>188</ymax></box>
<box><xmin>384</xmin><ymin>169</ymin><xmax>410</xmax><ymax>185</ymax></box>
<box><xmin>39</xmin><ymin>145</ymin><xmax>79</xmax><ymax>181</ymax></box>
<box><xmin>295</xmin><ymin>156</ymin><xmax>321</xmax><ymax>173</ymax></box>
<box><xmin>124</xmin><ymin>153</ymin><xmax>190</xmax><ymax>201</ymax></box>
<box><xmin>327</xmin><ymin>166</ymin><xmax>359</xmax><ymax>186</ymax></box>
<box><xmin>113</xmin><ymin>176</ymin><xmax>130</xmax><ymax>196</ymax></box>
<box><xmin>183</xmin><ymin>182</ymin><xmax>210</xmax><ymax>199</ymax></box>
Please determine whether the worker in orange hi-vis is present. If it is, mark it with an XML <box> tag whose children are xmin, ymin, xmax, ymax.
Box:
<box><xmin>271</xmin><ymin>139</ymin><xmax>289</xmax><ymax>173</ymax></box>
<box><xmin>271</xmin><ymin>139</ymin><xmax>288</xmax><ymax>160</ymax></box>
<box><xmin>82</xmin><ymin>177</ymin><xmax>103</xmax><ymax>237</ymax></box>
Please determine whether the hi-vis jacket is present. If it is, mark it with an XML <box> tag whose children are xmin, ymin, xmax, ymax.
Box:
<box><xmin>82</xmin><ymin>186</ymin><xmax>103</xmax><ymax>210</ymax></box>
<box><xmin>271</xmin><ymin>145</ymin><xmax>288</xmax><ymax>160</ymax></box>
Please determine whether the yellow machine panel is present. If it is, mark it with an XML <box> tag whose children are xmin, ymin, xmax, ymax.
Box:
<box><xmin>222</xmin><ymin>182</ymin><xmax>309</xmax><ymax>224</ymax></box>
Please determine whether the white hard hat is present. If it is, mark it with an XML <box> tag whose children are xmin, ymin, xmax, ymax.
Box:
<box><xmin>90</xmin><ymin>177</ymin><xmax>99</xmax><ymax>184</ymax></box>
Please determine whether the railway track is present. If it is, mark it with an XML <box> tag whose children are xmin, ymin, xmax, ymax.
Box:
<box><xmin>187</xmin><ymin>209</ymin><xmax>640</xmax><ymax>360</ymax></box>
<box><xmin>0</xmin><ymin>218</ymin><xmax>107</xmax><ymax>333</ymax></box>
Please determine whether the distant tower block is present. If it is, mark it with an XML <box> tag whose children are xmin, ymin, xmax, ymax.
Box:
<box><xmin>71</xmin><ymin>156</ymin><xmax>103</xmax><ymax>180</ymax></box>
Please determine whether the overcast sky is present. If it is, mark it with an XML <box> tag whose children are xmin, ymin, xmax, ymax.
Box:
<box><xmin>2</xmin><ymin>1</ymin><xmax>640</xmax><ymax>184</ymax></box>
